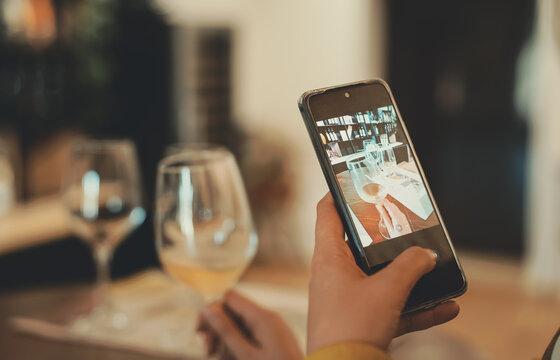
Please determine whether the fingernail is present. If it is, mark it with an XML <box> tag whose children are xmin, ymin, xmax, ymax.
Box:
<box><xmin>426</xmin><ymin>249</ymin><xmax>439</xmax><ymax>264</ymax></box>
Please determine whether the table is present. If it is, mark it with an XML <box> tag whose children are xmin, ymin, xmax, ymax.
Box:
<box><xmin>0</xmin><ymin>266</ymin><xmax>309</xmax><ymax>360</ymax></box>
<box><xmin>0</xmin><ymin>284</ymin><xmax>165</xmax><ymax>360</ymax></box>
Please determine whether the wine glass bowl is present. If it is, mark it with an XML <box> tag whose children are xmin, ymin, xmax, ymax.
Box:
<box><xmin>155</xmin><ymin>145</ymin><xmax>258</xmax><ymax>302</ymax></box>
<box><xmin>347</xmin><ymin>156</ymin><xmax>387</xmax><ymax>205</ymax></box>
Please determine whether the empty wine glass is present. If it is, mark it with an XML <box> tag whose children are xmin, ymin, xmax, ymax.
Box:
<box><xmin>155</xmin><ymin>144</ymin><xmax>258</xmax><ymax>356</ymax></box>
<box><xmin>347</xmin><ymin>156</ymin><xmax>390</xmax><ymax>238</ymax></box>
<box><xmin>62</xmin><ymin>139</ymin><xmax>146</xmax><ymax>332</ymax></box>
<box><xmin>380</xmin><ymin>146</ymin><xmax>397</xmax><ymax>171</ymax></box>
<box><xmin>364</xmin><ymin>141</ymin><xmax>382</xmax><ymax>167</ymax></box>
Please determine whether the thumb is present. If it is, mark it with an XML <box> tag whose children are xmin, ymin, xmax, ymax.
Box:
<box><xmin>374</xmin><ymin>246</ymin><xmax>437</xmax><ymax>301</ymax></box>
<box><xmin>313</xmin><ymin>193</ymin><xmax>354</xmax><ymax>262</ymax></box>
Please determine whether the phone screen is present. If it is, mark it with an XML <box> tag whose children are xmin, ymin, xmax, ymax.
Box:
<box><xmin>318</xmin><ymin>104</ymin><xmax>438</xmax><ymax>247</ymax></box>
<box><xmin>306</xmin><ymin>82</ymin><xmax>465</xmax><ymax>308</ymax></box>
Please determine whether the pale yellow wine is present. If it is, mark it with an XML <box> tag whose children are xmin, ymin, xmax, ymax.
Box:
<box><xmin>160</xmin><ymin>251</ymin><xmax>248</xmax><ymax>299</ymax></box>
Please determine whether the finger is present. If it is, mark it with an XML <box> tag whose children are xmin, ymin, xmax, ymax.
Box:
<box><xmin>200</xmin><ymin>303</ymin><xmax>258</xmax><ymax>359</ymax></box>
<box><xmin>384</xmin><ymin>201</ymin><xmax>411</xmax><ymax>231</ymax></box>
<box><xmin>383</xmin><ymin>200</ymin><xmax>400</xmax><ymax>222</ymax></box>
<box><xmin>376</xmin><ymin>204</ymin><xmax>393</xmax><ymax>229</ymax></box>
<box><xmin>207</xmin><ymin>332</ymin><xmax>218</xmax><ymax>356</ymax></box>
<box><xmin>196</xmin><ymin>314</ymin><xmax>219</xmax><ymax>355</ymax></box>
<box><xmin>195</xmin><ymin>312</ymin><xmax>205</xmax><ymax>332</ymax></box>
<box><xmin>375</xmin><ymin>246</ymin><xmax>437</xmax><ymax>299</ymax></box>
<box><xmin>314</xmin><ymin>193</ymin><xmax>353</xmax><ymax>260</ymax></box>
<box><xmin>204</xmin><ymin>329</ymin><xmax>219</xmax><ymax>356</ymax></box>
<box><xmin>397</xmin><ymin>301</ymin><xmax>460</xmax><ymax>336</ymax></box>
<box><xmin>223</xmin><ymin>290</ymin><xmax>268</xmax><ymax>331</ymax></box>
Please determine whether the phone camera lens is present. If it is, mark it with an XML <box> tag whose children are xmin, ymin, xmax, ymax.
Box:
<box><xmin>344</xmin><ymin>92</ymin><xmax>350</xmax><ymax>98</ymax></box>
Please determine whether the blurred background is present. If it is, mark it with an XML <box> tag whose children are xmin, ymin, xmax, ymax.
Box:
<box><xmin>1</xmin><ymin>0</ymin><xmax>560</xmax><ymax>359</ymax></box>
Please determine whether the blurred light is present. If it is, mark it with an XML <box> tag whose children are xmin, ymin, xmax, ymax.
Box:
<box><xmin>129</xmin><ymin>207</ymin><xmax>146</xmax><ymax>227</ymax></box>
<box><xmin>434</xmin><ymin>71</ymin><xmax>466</xmax><ymax>118</ymax></box>
<box><xmin>152</xmin><ymin>0</ymin><xmax>245</xmax><ymax>25</ymax></box>
<box><xmin>3</xmin><ymin>0</ymin><xmax>27</xmax><ymax>37</ymax></box>
<box><xmin>2</xmin><ymin>0</ymin><xmax>56</xmax><ymax>49</ymax></box>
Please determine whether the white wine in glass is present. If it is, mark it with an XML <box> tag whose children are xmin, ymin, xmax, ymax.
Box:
<box><xmin>155</xmin><ymin>144</ymin><xmax>258</xmax><ymax>355</ymax></box>
<box><xmin>62</xmin><ymin>139</ymin><xmax>146</xmax><ymax>332</ymax></box>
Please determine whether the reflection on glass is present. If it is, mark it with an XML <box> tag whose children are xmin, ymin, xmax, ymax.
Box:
<box><xmin>62</xmin><ymin>139</ymin><xmax>146</xmax><ymax>332</ymax></box>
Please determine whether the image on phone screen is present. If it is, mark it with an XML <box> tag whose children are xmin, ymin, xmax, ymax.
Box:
<box><xmin>316</xmin><ymin>104</ymin><xmax>439</xmax><ymax>248</ymax></box>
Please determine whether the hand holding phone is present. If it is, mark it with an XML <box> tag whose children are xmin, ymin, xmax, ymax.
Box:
<box><xmin>307</xmin><ymin>194</ymin><xmax>460</xmax><ymax>354</ymax></box>
<box><xmin>299</xmin><ymin>79</ymin><xmax>466</xmax><ymax>313</ymax></box>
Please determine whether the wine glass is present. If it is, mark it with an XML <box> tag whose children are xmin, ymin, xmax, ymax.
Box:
<box><xmin>362</xmin><ymin>139</ymin><xmax>377</xmax><ymax>152</ymax></box>
<box><xmin>347</xmin><ymin>156</ymin><xmax>390</xmax><ymax>238</ymax></box>
<box><xmin>155</xmin><ymin>144</ymin><xmax>258</xmax><ymax>356</ymax></box>
<box><xmin>61</xmin><ymin>139</ymin><xmax>146</xmax><ymax>332</ymax></box>
<box><xmin>363</xmin><ymin>140</ymin><xmax>382</xmax><ymax>166</ymax></box>
<box><xmin>380</xmin><ymin>146</ymin><xmax>397</xmax><ymax>170</ymax></box>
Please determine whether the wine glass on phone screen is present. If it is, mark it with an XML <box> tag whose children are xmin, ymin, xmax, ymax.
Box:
<box><xmin>62</xmin><ymin>139</ymin><xmax>146</xmax><ymax>332</ymax></box>
<box><xmin>380</xmin><ymin>147</ymin><xmax>396</xmax><ymax>170</ymax></box>
<box><xmin>155</xmin><ymin>144</ymin><xmax>258</xmax><ymax>356</ymax></box>
<box><xmin>347</xmin><ymin>156</ymin><xmax>390</xmax><ymax>238</ymax></box>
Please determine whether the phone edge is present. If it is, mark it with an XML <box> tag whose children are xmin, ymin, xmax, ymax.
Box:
<box><xmin>298</xmin><ymin>85</ymin><xmax>372</xmax><ymax>274</ymax></box>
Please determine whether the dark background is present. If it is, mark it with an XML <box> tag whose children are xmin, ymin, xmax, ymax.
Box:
<box><xmin>0</xmin><ymin>0</ymin><xmax>172</xmax><ymax>290</ymax></box>
<box><xmin>388</xmin><ymin>0</ymin><xmax>534</xmax><ymax>255</ymax></box>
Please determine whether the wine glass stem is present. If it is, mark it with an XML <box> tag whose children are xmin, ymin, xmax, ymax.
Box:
<box><xmin>93</xmin><ymin>244</ymin><xmax>113</xmax><ymax>312</ymax></box>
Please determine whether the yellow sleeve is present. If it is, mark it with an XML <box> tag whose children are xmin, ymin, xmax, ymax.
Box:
<box><xmin>306</xmin><ymin>342</ymin><xmax>392</xmax><ymax>360</ymax></box>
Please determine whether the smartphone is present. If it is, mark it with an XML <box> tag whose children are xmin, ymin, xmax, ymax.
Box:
<box><xmin>298</xmin><ymin>79</ymin><xmax>466</xmax><ymax>313</ymax></box>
